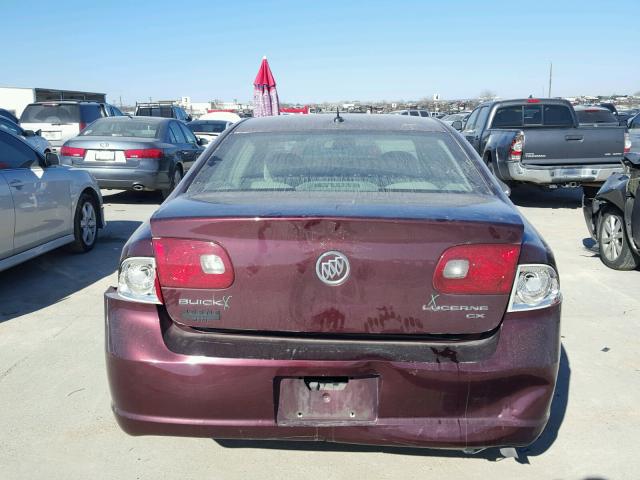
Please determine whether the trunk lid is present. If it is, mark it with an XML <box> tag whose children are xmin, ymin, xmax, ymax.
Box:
<box><xmin>61</xmin><ymin>136</ymin><xmax>160</xmax><ymax>167</ymax></box>
<box><xmin>150</xmin><ymin>192</ymin><xmax>524</xmax><ymax>336</ymax></box>
<box><xmin>521</xmin><ymin>127</ymin><xmax>625</xmax><ymax>166</ymax></box>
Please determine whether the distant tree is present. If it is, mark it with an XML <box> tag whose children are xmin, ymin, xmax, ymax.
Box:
<box><xmin>479</xmin><ymin>89</ymin><xmax>498</xmax><ymax>100</ymax></box>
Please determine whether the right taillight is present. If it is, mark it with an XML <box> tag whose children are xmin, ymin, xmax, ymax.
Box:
<box><xmin>508</xmin><ymin>131</ymin><xmax>525</xmax><ymax>161</ymax></box>
<box><xmin>60</xmin><ymin>146</ymin><xmax>86</xmax><ymax>158</ymax></box>
<box><xmin>153</xmin><ymin>238</ymin><xmax>234</xmax><ymax>289</ymax></box>
<box><xmin>125</xmin><ymin>148</ymin><xmax>164</xmax><ymax>159</ymax></box>
<box><xmin>507</xmin><ymin>264</ymin><xmax>561</xmax><ymax>312</ymax></box>
<box><xmin>433</xmin><ymin>244</ymin><xmax>521</xmax><ymax>295</ymax></box>
<box><xmin>624</xmin><ymin>132</ymin><xmax>631</xmax><ymax>154</ymax></box>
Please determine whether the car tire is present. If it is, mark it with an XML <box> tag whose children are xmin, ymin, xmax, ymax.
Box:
<box><xmin>66</xmin><ymin>193</ymin><xmax>99</xmax><ymax>253</ymax></box>
<box><xmin>160</xmin><ymin>165</ymin><xmax>183</xmax><ymax>200</ymax></box>
<box><xmin>597</xmin><ymin>208</ymin><xmax>639</xmax><ymax>270</ymax></box>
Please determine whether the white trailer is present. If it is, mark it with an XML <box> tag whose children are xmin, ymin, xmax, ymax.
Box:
<box><xmin>0</xmin><ymin>86</ymin><xmax>106</xmax><ymax>119</ymax></box>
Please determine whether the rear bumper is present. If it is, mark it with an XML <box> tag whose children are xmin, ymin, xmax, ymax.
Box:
<box><xmin>506</xmin><ymin>161</ymin><xmax>621</xmax><ymax>185</ymax></box>
<box><xmin>72</xmin><ymin>166</ymin><xmax>170</xmax><ymax>191</ymax></box>
<box><xmin>105</xmin><ymin>288</ymin><xmax>561</xmax><ymax>449</ymax></box>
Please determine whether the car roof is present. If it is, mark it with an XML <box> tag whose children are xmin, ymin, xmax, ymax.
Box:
<box><xmin>98</xmin><ymin>116</ymin><xmax>170</xmax><ymax>124</ymax></box>
<box><xmin>28</xmin><ymin>101</ymin><xmax>104</xmax><ymax>105</ymax></box>
<box><xmin>573</xmin><ymin>105</ymin><xmax>610</xmax><ymax>111</ymax></box>
<box><xmin>233</xmin><ymin>114</ymin><xmax>447</xmax><ymax>133</ymax></box>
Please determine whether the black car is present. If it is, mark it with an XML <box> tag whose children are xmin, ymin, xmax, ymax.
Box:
<box><xmin>135</xmin><ymin>102</ymin><xmax>192</xmax><ymax>122</ymax></box>
<box><xmin>583</xmin><ymin>152</ymin><xmax>640</xmax><ymax>270</ymax></box>
<box><xmin>59</xmin><ymin>116</ymin><xmax>205</xmax><ymax>198</ymax></box>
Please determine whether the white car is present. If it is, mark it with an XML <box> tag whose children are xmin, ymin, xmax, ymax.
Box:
<box><xmin>0</xmin><ymin>116</ymin><xmax>51</xmax><ymax>154</ymax></box>
<box><xmin>19</xmin><ymin>101</ymin><xmax>123</xmax><ymax>153</ymax></box>
<box><xmin>186</xmin><ymin>119</ymin><xmax>234</xmax><ymax>144</ymax></box>
<box><xmin>0</xmin><ymin>130</ymin><xmax>105</xmax><ymax>272</ymax></box>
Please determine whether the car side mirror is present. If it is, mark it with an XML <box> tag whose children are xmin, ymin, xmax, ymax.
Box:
<box><xmin>197</xmin><ymin>137</ymin><xmax>209</xmax><ymax>146</ymax></box>
<box><xmin>186</xmin><ymin>115</ymin><xmax>193</xmax><ymax>122</ymax></box>
<box><xmin>23</xmin><ymin>129</ymin><xmax>36</xmax><ymax>137</ymax></box>
<box><xmin>451</xmin><ymin>120</ymin><xmax>463</xmax><ymax>131</ymax></box>
<box><xmin>36</xmin><ymin>129</ymin><xmax>42</xmax><ymax>136</ymax></box>
<box><xmin>44</xmin><ymin>152</ymin><xmax>60</xmax><ymax>167</ymax></box>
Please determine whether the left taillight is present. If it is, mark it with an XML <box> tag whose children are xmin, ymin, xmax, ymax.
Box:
<box><xmin>60</xmin><ymin>146</ymin><xmax>86</xmax><ymax>158</ymax></box>
<box><xmin>508</xmin><ymin>131</ymin><xmax>525</xmax><ymax>161</ymax></box>
<box><xmin>153</xmin><ymin>238</ymin><xmax>234</xmax><ymax>289</ymax></box>
<box><xmin>117</xmin><ymin>257</ymin><xmax>163</xmax><ymax>304</ymax></box>
<box><xmin>433</xmin><ymin>244</ymin><xmax>521</xmax><ymax>295</ymax></box>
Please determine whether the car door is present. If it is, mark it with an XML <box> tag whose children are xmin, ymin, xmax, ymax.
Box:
<box><xmin>0</xmin><ymin>169</ymin><xmax>15</xmax><ymax>259</ymax></box>
<box><xmin>0</xmin><ymin>132</ymin><xmax>72</xmax><ymax>254</ymax></box>
<box><xmin>177</xmin><ymin>122</ymin><xmax>203</xmax><ymax>172</ymax></box>
<box><xmin>168</xmin><ymin>121</ymin><xmax>190</xmax><ymax>168</ymax></box>
<box><xmin>462</xmin><ymin>107</ymin><xmax>482</xmax><ymax>152</ymax></box>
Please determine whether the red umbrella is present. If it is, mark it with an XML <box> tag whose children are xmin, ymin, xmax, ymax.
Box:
<box><xmin>253</xmin><ymin>56</ymin><xmax>280</xmax><ymax>117</ymax></box>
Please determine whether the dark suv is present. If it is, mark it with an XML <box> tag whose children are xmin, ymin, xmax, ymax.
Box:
<box><xmin>135</xmin><ymin>103</ymin><xmax>192</xmax><ymax>122</ymax></box>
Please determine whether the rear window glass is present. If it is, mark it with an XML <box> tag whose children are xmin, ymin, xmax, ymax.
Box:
<box><xmin>187</xmin><ymin>131</ymin><xmax>490</xmax><ymax>195</ymax></box>
<box><xmin>543</xmin><ymin>105</ymin><xmax>573</xmax><ymax>126</ymax></box>
<box><xmin>523</xmin><ymin>105</ymin><xmax>542</xmax><ymax>125</ymax></box>
<box><xmin>80</xmin><ymin>119</ymin><xmax>160</xmax><ymax>138</ymax></box>
<box><xmin>575</xmin><ymin>109</ymin><xmax>618</xmax><ymax>124</ymax></box>
<box><xmin>492</xmin><ymin>106</ymin><xmax>522</xmax><ymax>128</ymax></box>
<box><xmin>136</xmin><ymin>107</ymin><xmax>174</xmax><ymax>118</ymax></box>
<box><xmin>188</xmin><ymin>121</ymin><xmax>227</xmax><ymax>133</ymax></box>
<box><xmin>20</xmin><ymin>104</ymin><xmax>80</xmax><ymax>123</ymax></box>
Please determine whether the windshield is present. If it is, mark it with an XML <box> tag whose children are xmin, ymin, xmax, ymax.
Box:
<box><xmin>20</xmin><ymin>104</ymin><xmax>80</xmax><ymax>123</ymax></box>
<box><xmin>80</xmin><ymin>118</ymin><xmax>160</xmax><ymax>138</ymax></box>
<box><xmin>187</xmin><ymin>131</ymin><xmax>490</xmax><ymax>195</ymax></box>
<box><xmin>188</xmin><ymin>121</ymin><xmax>227</xmax><ymax>133</ymax></box>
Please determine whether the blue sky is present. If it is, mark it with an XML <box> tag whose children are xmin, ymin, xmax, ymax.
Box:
<box><xmin>3</xmin><ymin>0</ymin><xmax>638</xmax><ymax>104</ymax></box>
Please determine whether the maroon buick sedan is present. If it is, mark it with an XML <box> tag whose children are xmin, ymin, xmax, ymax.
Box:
<box><xmin>105</xmin><ymin>114</ymin><xmax>561</xmax><ymax>451</ymax></box>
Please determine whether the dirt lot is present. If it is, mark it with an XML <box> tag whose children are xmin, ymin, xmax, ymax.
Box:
<box><xmin>0</xmin><ymin>186</ymin><xmax>638</xmax><ymax>480</ymax></box>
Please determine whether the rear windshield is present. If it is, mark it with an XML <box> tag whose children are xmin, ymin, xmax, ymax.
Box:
<box><xmin>575</xmin><ymin>109</ymin><xmax>618</xmax><ymax>124</ymax></box>
<box><xmin>492</xmin><ymin>104</ymin><xmax>574</xmax><ymax>128</ymax></box>
<box><xmin>136</xmin><ymin>106</ymin><xmax>174</xmax><ymax>118</ymax></box>
<box><xmin>81</xmin><ymin>119</ymin><xmax>160</xmax><ymax>138</ymax></box>
<box><xmin>188</xmin><ymin>121</ymin><xmax>227</xmax><ymax>133</ymax></box>
<box><xmin>20</xmin><ymin>104</ymin><xmax>80</xmax><ymax>123</ymax></box>
<box><xmin>187</xmin><ymin>131</ymin><xmax>490</xmax><ymax>195</ymax></box>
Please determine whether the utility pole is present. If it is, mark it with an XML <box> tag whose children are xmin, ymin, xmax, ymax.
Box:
<box><xmin>548</xmin><ymin>61</ymin><xmax>553</xmax><ymax>98</ymax></box>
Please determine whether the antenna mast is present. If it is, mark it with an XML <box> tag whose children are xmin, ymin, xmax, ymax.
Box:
<box><xmin>548</xmin><ymin>61</ymin><xmax>553</xmax><ymax>97</ymax></box>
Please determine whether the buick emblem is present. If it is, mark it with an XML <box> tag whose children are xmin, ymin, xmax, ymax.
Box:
<box><xmin>316</xmin><ymin>251</ymin><xmax>350</xmax><ymax>286</ymax></box>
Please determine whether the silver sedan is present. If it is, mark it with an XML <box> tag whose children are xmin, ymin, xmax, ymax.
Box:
<box><xmin>0</xmin><ymin>130</ymin><xmax>105</xmax><ymax>272</ymax></box>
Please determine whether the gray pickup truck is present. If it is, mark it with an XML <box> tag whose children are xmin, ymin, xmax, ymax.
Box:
<box><xmin>457</xmin><ymin>99</ymin><xmax>629</xmax><ymax>190</ymax></box>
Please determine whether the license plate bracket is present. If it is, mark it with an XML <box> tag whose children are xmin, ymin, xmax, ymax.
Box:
<box><xmin>276</xmin><ymin>376</ymin><xmax>378</xmax><ymax>426</ymax></box>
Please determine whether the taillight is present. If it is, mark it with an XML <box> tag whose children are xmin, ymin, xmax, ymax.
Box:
<box><xmin>60</xmin><ymin>146</ymin><xmax>86</xmax><ymax>158</ymax></box>
<box><xmin>153</xmin><ymin>238</ymin><xmax>234</xmax><ymax>289</ymax></box>
<box><xmin>508</xmin><ymin>131</ymin><xmax>525</xmax><ymax>161</ymax></box>
<box><xmin>118</xmin><ymin>257</ymin><xmax>163</xmax><ymax>304</ymax></box>
<box><xmin>624</xmin><ymin>132</ymin><xmax>631</xmax><ymax>154</ymax></box>
<box><xmin>433</xmin><ymin>244</ymin><xmax>520</xmax><ymax>295</ymax></box>
<box><xmin>507</xmin><ymin>264</ymin><xmax>561</xmax><ymax>311</ymax></box>
<box><xmin>124</xmin><ymin>148</ymin><xmax>163</xmax><ymax>159</ymax></box>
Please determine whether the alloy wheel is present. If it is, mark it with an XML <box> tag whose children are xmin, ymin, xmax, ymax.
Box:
<box><xmin>601</xmin><ymin>214</ymin><xmax>624</xmax><ymax>261</ymax></box>
<box><xmin>80</xmin><ymin>201</ymin><xmax>97</xmax><ymax>246</ymax></box>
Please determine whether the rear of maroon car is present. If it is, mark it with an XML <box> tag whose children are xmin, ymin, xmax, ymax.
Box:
<box><xmin>105</xmin><ymin>115</ymin><xmax>561</xmax><ymax>451</ymax></box>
